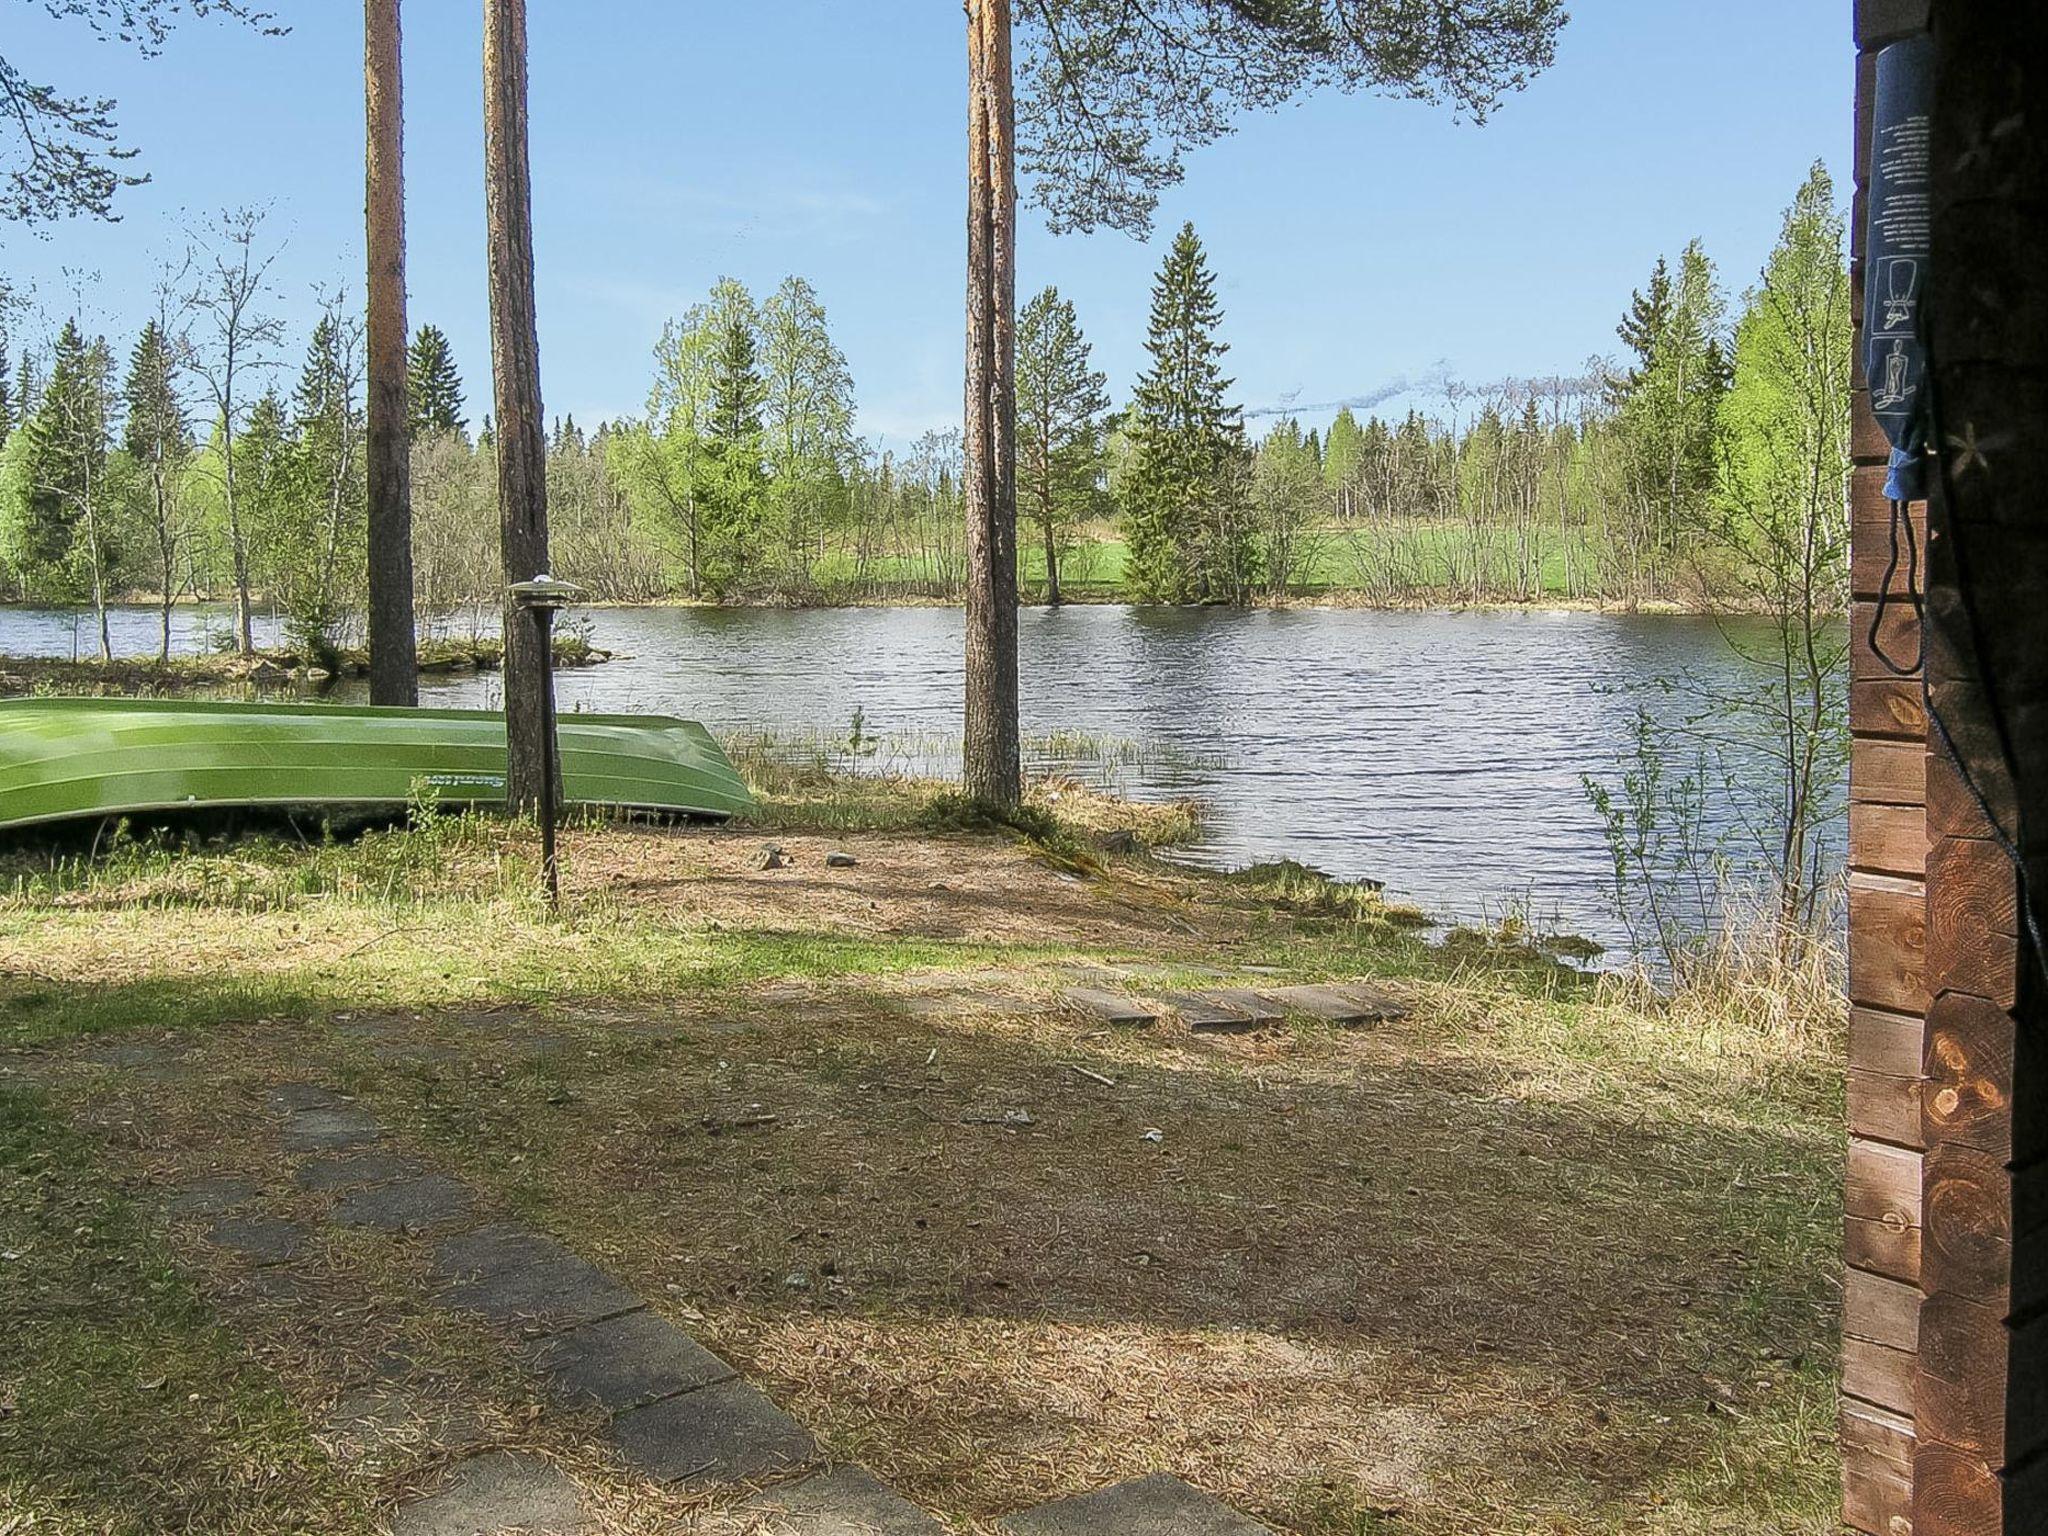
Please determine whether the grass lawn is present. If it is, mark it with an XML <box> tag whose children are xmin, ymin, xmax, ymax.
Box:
<box><xmin>0</xmin><ymin>788</ymin><xmax>1845</xmax><ymax>1535</ymax></box>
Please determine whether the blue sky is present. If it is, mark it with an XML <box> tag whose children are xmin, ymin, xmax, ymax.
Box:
<box><xmin>3</xmin><ymin>2</ymin><xmax>1852</xmax><ymax>447</ymax></box>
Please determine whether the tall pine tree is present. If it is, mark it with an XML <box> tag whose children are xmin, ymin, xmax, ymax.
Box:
<box><xmin>407</xmin><ymin>323</ymin><xmax>467</xmax><ymax>439</ymax></box>
<box><xmin>20</xmin><ymin>320</ymin><xmax>116</xmax><ymax>657</ymax></box>
<box><xmin>702</xmin><ymin>279</ymin><xmax>767</xmax><ymax>598</ymax></box>
<box><xmin>122</xmin><ymin>318</ymin><xmax>192</xmax><ymax>661</ymax></box>
<box><xmin>1609</xmin><ymin>241</ymin><xmax>1730</xmax><ymax>573</ymax></box>
<box><xmin>1017</xmin><ymin>285</ymin><xmax>1108</xmax><ymax>604</ymax></box>
<box><xmin>1124</xmin><ymin>222</ymin><xmax>1252</xmax><ymax>603</ymax></box>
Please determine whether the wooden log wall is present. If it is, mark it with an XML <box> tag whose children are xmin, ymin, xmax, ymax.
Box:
<box><xmin>1911</xmin><ymin>3</ymin><xmax>2047</xmax><ymax>1530</ymax></box>
<box><xmin>1844</xmin><ymin>4</ymin><xmax>2048</xmax><ymax>1532</ymax></box>
<box><xmin>1843</xmin><ymin>4</ymin><xmax>1931</xmax><ymax>1533</ymax></box>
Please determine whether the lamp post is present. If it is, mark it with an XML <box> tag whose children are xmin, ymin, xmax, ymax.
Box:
<box><xmin>507</xmin><ymin>573</ymin><xmax>583</xmax><ymax>906</ymax></box>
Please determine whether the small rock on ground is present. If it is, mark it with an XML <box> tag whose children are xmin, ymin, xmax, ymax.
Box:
<box><xmin>392</xmin><ymin>1450</ymin><xmax>594</xmax><ymax>1536</ymax></box>
<box><xmin>824</xmin><ymin>851</ymin><xmax>858</xmax><ymax>868</ymax></box>
<box><xmin>758</xmin><ymin>1466</ymin><xmax>945</xmax><ymax>1534</ymax></box>
<box><xmin>998</xmin><ymin>1474</ymin><xmax>1271</xmax><ymax>1535</ymax></box>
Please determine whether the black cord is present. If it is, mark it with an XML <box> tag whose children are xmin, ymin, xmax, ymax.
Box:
<box><xmin>1867</xmin><ymin>496</ymin><xmax>1926</xmax><ymax>677</ymax></box>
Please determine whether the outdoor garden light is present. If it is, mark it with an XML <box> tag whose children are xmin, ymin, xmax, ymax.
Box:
<box><xmin>509</xmin><ymin>574</ymin><xmax>586</xmax><ymax>906</ymax></box>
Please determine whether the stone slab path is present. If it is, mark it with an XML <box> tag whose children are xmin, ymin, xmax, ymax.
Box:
<box><xmin>158</xmin><ymin>1064</ymin><xmax>1267</xmax><ymax>1533</ymax></box>
<box><xmin>1059</xmin><ymin>986</ymin><xmax>1158</xmax><ymax>1027</ymax></box>
<box><xmin>1156</xmin><ymin>991</ymin><xmax>1260</xmax><ymax>1033</ymax></box>
<box><xmin>391</xmin><ymin>1450</ymin><xmax>595</xmax><ymax>1536</ymax></box>
<box><xmin>756</xmin><ymin>1466</ymin><xmax>945</xmax><ymax>1534</ymax></box>
<box><xmin>998</xmin><ymin>1473</ymin><xmax>1273</xmax><ymax>1534</ymax></box>
<box><xmin>1265</xmin><ymin>983</ymin><xmax>1408</xmax><ymax>1025</ymax></box>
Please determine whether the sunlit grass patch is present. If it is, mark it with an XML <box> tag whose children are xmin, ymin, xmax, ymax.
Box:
<box><xmin>0</xmin><ymin>1085</ymin><xmax>376</xmax><ymax>1536</ymax></box>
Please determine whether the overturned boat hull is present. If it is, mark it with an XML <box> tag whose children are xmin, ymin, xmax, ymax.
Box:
<box><xmin>0</xmin><ymin>697</ymin><xmax>754</xmax><ymax>831</ymax></box>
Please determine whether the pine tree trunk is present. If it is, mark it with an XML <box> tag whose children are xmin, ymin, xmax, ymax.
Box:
<box><xmin>962</xmin><ymin>0</ymin><xmax>1020</xmax><ymax>808</ymax></box>
<box><xmin>365</xmin><ymin>0</ymin><xmax>419</xmax><ymax>706</ymax></box>
<box><xmin>484</xmin><ymin>0</ymin><xmax>552</xmax><ymax>811</ymax></box>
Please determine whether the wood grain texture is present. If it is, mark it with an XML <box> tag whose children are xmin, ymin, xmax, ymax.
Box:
<box><xmin>1849</xmin><ymin>1136</ymin><xmax>1927</xmax><ymax>1284</ymax></box>
<box><xmin>1856</xmin><ymin>739</ymin><xmax>1929</xmax><ymax>807</ymax></box>
<box><xmin>1844</xmin><ymin>1397</ymin><xmax>1916</xmax><ymax>1536</ymax></box>
<box><xmin>1924</xmin><ymin>993</ymin><xmax>2016</xmax><ymax>1160</ymax></box>
<box><xmin>1855</xmin><ymin>801</ymin><xmax>1931</xmax><ymax>877</ymax></box>
<box><xmin>1851</xmin><ymin>873</ymin><xmax>1932</xmax><ymax>1014</ymax></box>
<box><xmin>1848</xmin><ymin>1267</ymin><xmax>1925</xmax><ymax>1353</ymax></box>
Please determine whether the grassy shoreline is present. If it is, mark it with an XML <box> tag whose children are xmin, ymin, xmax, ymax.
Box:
<box><xmin>0</xmin><ymin>764</ymin><xmax>1845</xmax><ymax>1536</ymax></box>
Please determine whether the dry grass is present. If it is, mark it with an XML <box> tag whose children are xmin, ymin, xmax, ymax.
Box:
<box><xmin>0</xmin><ymin>816</ymin><xmax>1844</xmax><ymax>1535</ymax></box>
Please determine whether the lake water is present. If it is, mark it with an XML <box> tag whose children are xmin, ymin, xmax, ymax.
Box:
<box><xmin>0</xmin><ymin>602</ymin><xmax>1839</xmax><ymax>951</ymax></box>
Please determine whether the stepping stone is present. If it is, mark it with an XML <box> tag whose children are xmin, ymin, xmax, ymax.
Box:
<box><xmin>1060</xmin><ymin>987</ymin><xmax>1157</xmax><ymax>1028</ymax></box>
<box><xmin>393</xmin><ymin>1450</ymin><xmax>594</xmax><ymax>1536</ymax></box>
<box><xmin>608</xmin><ymin>1377</ymin><xmax>815</xmax><ymax>1484</ymax></box>
<box><xmin>281</xmin><ymin>1106</ymin><xmax>382</xmax><ymax>1152</ymax></box>
<box><xmin>318</xmin><ymin>1385</ymin><xmax>486</xmax><ymax>1473</ymax></box>
<box><xmin>266</xmin><ymin>1082</ymin><xmax>349</xmax><ymax>1114</ymax></box>
<box><xmin>84</xmin><ymin>1041</ymin><xmax>191</xmax><ymax>1081</ymax></box>
<box><xmin>166</xmin><ymin>1175</ymin><xmax>262</xmax><ymax>1216</ymax></box>
<box><xmin>434</xmin><ymin>1223</ymin><xmax>643</xmax><ymax>1335</ymax></box>
<box><xmin>521</xmin><ymin>1307</ymin><xmax>734</xmax><ymax>1410</ymax></box>
<box><xmin>205</xmin><ymin>1214</ymin><xmax>307</xmax><ymax>1267</ymax></box>
<box><xmin>1266</xmin><ymin>984</ymin><xmax>1406</xmax><ymax>1026</ymax></box>
<box><xmin>1159</xmin><ymin>992</ymin><xmax>1259</xmax><ymax>1033</ymax></box>
<box><xmin>295</xmin><ymin>1150</ymin><xmax>426</xmax><ymax>1191</ymax></box>
<box><xmin>999</xmin><ymin>1474</ymin><xmax>1271</xmax><ymax>1535</ymax></box>
<box><xmin>759</xmin><ymin>1466</ymin><xmax>945</xmax><ymax>1534</ymax></box>
<box><xmin>334</xmin><ymin>1174</ymin><xmax>473</xmax><ymax>1233</ymax></box>
<box><xmin>1195</xmin><ymin>988</ymin><xmax>1287</xmax><ymax>1027</ymax></box>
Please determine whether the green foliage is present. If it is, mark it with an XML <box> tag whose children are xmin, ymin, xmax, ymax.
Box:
<box><xmin>0</xmin><ymin>1083</ymin><xmax>378</xmax><ymax>1532</ymax></box>
<box><xmin>406</xmin><ymin>322</ymin><xmax>466</xmax><ymax>440</ymax></box>
<box><xmin>760</xmin><ymin>275</ymin><xmax>856</xmax><ymax>586</ymax></box>
<box><xmin>1251</xmin><ymin>415</ymin><xmax>1324</xmax><ymax>595</ymax></box>
<box><xmin>1123</xmin><ymin>222</ymin><xmax>1255</xmax><ymax>603</ymax></box>
<box><xmin>1016</xmin><ymin>0</ymin><xmax>1566</xmax><ymax>235</ymax></box>
<box><xmin>1017</xmin><ymin>285</ymin><xmax>1109</xmax><ymax>602</ymax></box>
<box><xmin>1608</xmin><ymin>240</ymin><xmax>1731</xmax><ymax>570</ymax></box>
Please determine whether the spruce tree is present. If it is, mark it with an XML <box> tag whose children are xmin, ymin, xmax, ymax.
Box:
<box><xmin>1124</xmin><ymin>222</ymin><xmax>1251</xmax><ymax>603</ymax></box>
<box><xmin>702</xmin><ymin>282</ymin><xmax>767</xmax><ymax>597</ymax></box>
<box><xmin>407</xmin><ymin>323</ymin><xmax>467</xmax><ymax>439</ymax></box>
<box><xmin>122</xmin><ymin>318</ymin><xmax>192</xmax><ymax>660</ymax></box>
<box><xmin>1608</xmin><ymin>242</ymin><xmax>1730</xmax><ymax>568</ymax></box>
<box><xmin>1017</xmin><ymin>285</ymin><xmax>1108</xmax><ymax>604</ymax></box>
<box><xmin>285</xmin><ymin>310</ymin><xmax>366</xmax><ymax>662</ymax></box>
<box><xmin>21</xmin><ymin>320</ymin><xmax>115</xmax><ymax>656</ymax></box>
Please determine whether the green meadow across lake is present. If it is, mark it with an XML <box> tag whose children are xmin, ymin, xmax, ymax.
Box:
<box><xmin>0</xmin><ymin>697</ymin><xmax>754</xmax><ymax>831</ymax></box>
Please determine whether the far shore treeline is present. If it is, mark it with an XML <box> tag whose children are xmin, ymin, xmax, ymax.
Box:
<box><xmin>0</xmin><ymin>163</ymin><xmax>1848</xmax><ymax>660</ymax></box>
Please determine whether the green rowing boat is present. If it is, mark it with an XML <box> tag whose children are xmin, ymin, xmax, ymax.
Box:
<box><xmin>0</xmin><ymin>697</ymin><xmax>753</xmax><ymax>832</ymax></box>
